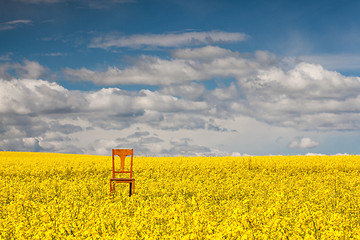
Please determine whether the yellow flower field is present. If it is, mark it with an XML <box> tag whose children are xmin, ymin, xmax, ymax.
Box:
<box><xmin>1</xmin><ymin>152</ymin><xmax>360</xmax><ymax>239</ymax></box>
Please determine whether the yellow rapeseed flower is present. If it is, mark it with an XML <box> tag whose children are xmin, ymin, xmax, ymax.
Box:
<box><xmin>1</xmin><ymin>152</ymin><xmax>360</xmax><ymax>239</ymax></box>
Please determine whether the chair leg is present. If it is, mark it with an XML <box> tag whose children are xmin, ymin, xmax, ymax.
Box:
<box><xmin>132</xmin><ymin>180</ymin><xmax>135</xmax><ymax>195</ymax></box>
<box><xmin>110</xmin><ymin>181</ymin><xmax>135</xmax><ymax>197</ymax></box>
<box><xmin>110</xmin><ymin>181</ymin><xmax>115</xmax><ymax>196</ymax></box>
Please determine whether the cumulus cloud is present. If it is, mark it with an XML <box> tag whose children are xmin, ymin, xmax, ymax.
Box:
<box><xmin>64</xmin><ymin>46</ymin><xmax>259</xmax><ymax>85</ymax></box>
<box><xmin>85</xmin><ymin>88</ymin><xmax>208</xmax><ymax>114</ymax></box>
<box><xmin>0</xmin><ymin>77</ymin><xmax>218</xmax><ymax>154</ymax></box>
<box><xmin>238</xmin><ymin>62</ymin><xmax>360</xmax><ymax>130</ymax></box>
<box><xmin>89</xmin><ymin>31</ymin><xmax>248</xmax><ymax>49</ymax></box>
<box><xmin>0</xmin><ymin>113</ymin><xmax>83</xmax><ymax>153</ymax></box>
<box><xmin>0</xmin><ymin>78</ymin><xmax>208</xmax><ymax>119</ymax></box>
<box><xmin>171</xmin><ymin>45</ymin><xmax>239</xmax><ymax>59</ymax></box>
<box><xmin>289</xmin><ymin>137</ymin><xmax>320</xmax><ymax>149</ymax></box>
<box><xmin>0</xmin><ymin>78</ymin><xmax>83</xmax><ymax>114</ymax></box>
<box><xmin>64</xmin><ymin>46</ymin><xmax>360</xmax><ymax>131</ymax></box>
<box><xmin>0</xmin><ymin>60</ymin><xmax>47</xmax><ymax>79</ymax></box>
<box><xmin>15</xmin><ymin>60</ymin><xmax>48</xmax><ymax>79</ymax></box>
<box><xmin>64</xmin><ymin>56</ymin><xmax>207</xmax><ymax>85</ymax></box>
<box><xmin>5</xmin><ymin>46</ymin><xmax>360</xmax><ymax>155</ymax></box>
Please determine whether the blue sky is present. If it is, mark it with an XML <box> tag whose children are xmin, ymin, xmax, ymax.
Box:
<box><xmin>1</xmin><ymin>0</ymin><xmax>360</xmax><ymax>156</ymax></box>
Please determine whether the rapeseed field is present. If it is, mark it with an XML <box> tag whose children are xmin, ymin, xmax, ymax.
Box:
<box><xmin>1</xmin><ymin>152</ymin><xmax>360</xmax><ymax>239</ymax></box>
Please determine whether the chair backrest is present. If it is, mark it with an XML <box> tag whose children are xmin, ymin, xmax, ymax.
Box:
<box><xmin>112</xmin><ymin>149</ymin><xmax>134</xmax><ymax>178</ymax></box>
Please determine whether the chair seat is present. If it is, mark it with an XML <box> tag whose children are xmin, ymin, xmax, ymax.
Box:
<box><xmin>110</xmin><ymin>178</ymin><xmax>135</xmax><ymax>181</ymax></box>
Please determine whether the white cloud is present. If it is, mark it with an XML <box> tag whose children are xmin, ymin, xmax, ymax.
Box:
<box><xmin>5</xmin><ymin>47</ymin><xmax>360</xmax><ymax>155</ymax></box>
<box><xmin>64</xmin><ymin>46</ymin><xmax>259</xmax><ymax>85</ymax></box>
<box><xmin>0</xmin><ymin>77</ymin><xmax>216</xmax><ymax>154</ymax></box>
<box><xmin>0</xmin><ymin>60</ymin><xmax>47</xmax><ymax>79</ymax></box>
<box><xmin>289</xmin><ymin>137</ymin><xmax>320</xmax><ymax>149</ymax></box>
<box><xmin>0</xmin><ymin>78</ymin><xmax>208</xmax><ymax>118</ymax></box>
<box><xmin>171</xmin><ymin>45</ymin><xmax>239</xmax><ymax>59</ymax></box>
<box><xmin>85</xmin><ymin>88</ymin><xmax>208</xmax><ymax>114</ymax></box>
<box><xmin>0</xmin><ymin>19</ymin><xmax>32</xmax><ymax>31</ymax></box>
<box><xmin>0</xmin><ymin>73</ymin><xmax>356</xmax><ymax>155</ymax></box>
<box><xmin>0</xmin><ymin>78</ymin><xmax>83</xmax><ymax>115</ymax></box>
<box><xmin>89</xmin><ymin>31</ymin><xmax>248</xmax><ymax>49</ymax></box>
<box><xmin>15</xmin><ymin>60</ymin><xmax>48</xmax><ymax>79</ymax></box>
<box><xmin>64</xmin><ymin>56</ymin><xmax>208</xmax><ymax>85</ymax></box>
<box><xmin>64</xmin><ymin>46</ymin><xmax>360</xmax><ymax>131</ymax></box>
<box><xmin>239</xmin><ymin>62</ymin><xmax>360</xmax><ymax>130</ymax></box>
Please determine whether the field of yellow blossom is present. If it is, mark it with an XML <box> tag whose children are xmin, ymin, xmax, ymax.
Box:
<box><xmin>1</xmin><ymin>152</ymin><xmax>360</xmax><ymax>239</ymax></box>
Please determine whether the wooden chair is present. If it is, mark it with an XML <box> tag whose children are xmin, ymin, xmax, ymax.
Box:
<box><xmin>110</xmin><ymin>149</ymin><xmax>135</xmax><ymax>196</ymax></box>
